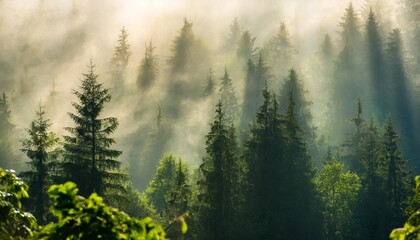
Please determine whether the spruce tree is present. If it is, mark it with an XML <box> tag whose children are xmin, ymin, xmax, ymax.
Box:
<box><xmin>282</xmin><ymin>92</ymin><xmax>323</xmax><ymax>240</ymax></box>
<box><xmin>243</xmin><ymin>85</ymin><xmax>283</xmax><ymax>239</ymax></box>
<box><xmin>20</xmin><ymin>105</ymin><xmax>59</xmax><ymax>224</ymax></box>
<box><xmin>197</xmin><ymin>100</ymin><xmax>246</xmax><ymax>240</ymax></box>
<box><xmin>382</xmin><ymin>117</ymin><xmax>409</xmax><ymax>227</ymax></box>
<box><xmin>385</xmin><ymin>29</ymin><xmax>417</xmax><ymax>162</ymax></box>
<box><xmin>358</xmin><ymin>119</ymin><xmax>388</xmax><ymax>240</ymax></box>
<box><xmin>240</xmin><ymin>55</ymin><xmax>270</xmax><ymax>131</ymax></box>
<box><xmin>236</xmin><ymin>31</ymin><xmax>256</xmax><ymax>61</ymax></box>
<box><xmin>219</xmin><ymin>68</ymin><xmax>238</xmax><ymax>125</ymax></box>
<box><xmin>223</xmin><ymin>17</ymin><xmax>241</xmax><ymax>52</ymax></box>
<box><xmin>0</xmin><ymin>93</ymin><xmax>16</xmax><ymax>170</ymax></box>
<box><xmin>203</xmin><ymin>67</ymin><xmax>215</xmax><ymax>97</ymax></box>
<box><xmin>365</xmin><ymin>9</ymin><xmax>388</xmax><ymax>119</ymax></box>
<box><xmin>264</xmin><ymin>22</ymin><xmax>295</xmax><ymax>78</ymax></box>
<box><xmin>339</xmin><ymin>3</ymin><xmax>362</xmax><ymax>48</ymax></box>
<box><xmin>63</xmin><ymin>61</ymin><xmax>127</xmax><ymax>202</ymax></box>
<box><xmin>137</xmin><ymin>41</ymin><xmax>158</xmax><ymax>90</ymax></box>
<box><xmin>111</xmin><ymin>27</ymin><xmax>130</xmax><ymax>83</ymax></box>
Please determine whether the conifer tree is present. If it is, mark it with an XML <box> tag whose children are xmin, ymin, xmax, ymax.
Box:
<box><xmin>358</xmin><ymin>119</ymin><xmax>388</xmax><ymax>240</ymax></box>
<box><xmin>219</xmin><ymin>68</ymin><xmax>238</xmax><ymax>125</ymax></box>
<box><xmin>19</xmin><ymin>105</ymin><xmax>59</xmax><ymax>224</ymax></box>
<box><xmin>63</xmin><ymin>61</ymin><xmax>127</xmax><ymax>202</ymax></box>
<box><xmin>243</xmin><ymin>85</ymin><xmax>284</xmax><ymax>239</ymax></box>
<box><xmin>0</xmin><ymin>93</ymin><xmax>16</xmax><ymax>170</ymax></box>
<box><xmin>223</xmin><ymin>17</ymin><xmax>241</xmax><ymax>52</ymax></box>
<box><xmin>339</xmin><ymin>3</ymin><xmax>362</xmax><ymax>48</ymax></box>
<box><xmin>282</xmin><ymin>92</ymin><xmax>323</xmax><ymax>240</ymax></box>
<box><xmin>264</xmin><ymin>22</ymin><xmax>295</xmax><ymax>78</ymax></box>
<box><xmin>320</xmin><ymin>34</ymin><xmax>334</xmax><ymax>63</ymax></box>
<box><xmin>137</xmin><ymin>41</ymin><xmax>158</xmax><ymax>90</ymax></box>
<box><xmin>385</xmin><ymin>29</ymin><xmax>417</xmax><ymax>162</ymax></box>
<box><xmin>365</xmin><ymin>9</ymin><xmax>388</xmax><ymax>119</ymax></box>
<box><xmin>111</xmin><ymin>27</ymin><xmax>130</xmax><ymax>83</ymax></box>
<box><xmin>382</xmin><ymin>117</ymin><xmax>409</xmax><ymax>226</ymax></box>
<box><xmin>240</xmin><ymin>55</ymin><xmax>270</xmax><ymax>131</ymax></box>
<box><xmin>236</xmin><ymin>31</ymin><xmax>256</xmax><ymax>61</ymax></box>
<box><xmin>197</xmin><ymin>100</ymin><xmax>246</xmax><ymax>240</ymax></box>
<box><xmin>203</xmin><ymin>67</ymin><xmax>215</xmax><ymax>97</ymax></box>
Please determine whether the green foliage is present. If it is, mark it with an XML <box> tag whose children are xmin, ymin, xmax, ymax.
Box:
<box><xmin>197</xmin><ymin>100</ymin><xmax>246</xmax><ymax>240</ymax></box>
<box><xmin>0</xmin><ymin>168</ymin><xmax>37</xmax><ymax>240</ymax></box>
<box><xmin>20</xmin><ymin>105</ymin><xmax>60</xmax><ymax>224</ymax></box>
<box><xmin>33</xmin><ymin>182</ymin><xmax>165</xmax><ymax>240</ymax></box>
<box><xmin>390</xmin><ymin>176</ymin><xmax>420</xmax><ymax>240</ymax></box>
<box><xmin>315</xmin><ymin>156</ymin><xmax>361</xmax><ymax>240</ymax></box>
<box><xmin>63</xmin><ymin>60</ymin><xmax>127</xmax><ymax>202</ymax></box>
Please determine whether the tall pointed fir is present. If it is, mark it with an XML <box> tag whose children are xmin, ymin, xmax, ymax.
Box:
<box><xmin>282</xmin><ymin>92</ymin><xmax>323</xmax><ymax>240</ymax></box>
<box><xmin>342</xmin><ymin>99</ymin><xmax>365</xmax><ymax>173</ymax></box>
<box><xmin>382</xmin><ymin>117</ymin><xmax>409</xmax><ymax>227</ymax></box>
<box><xmin>0</xmin><ymin>93</ymin><xmax>16</xmax><ymax>170</ymax></box>
<box><xmin>358</xmin><ymin>119</ymin><xmax>388</xmax><ymax>240</ymax></box>
<box><xmin>223</xmin><ymin>17</ymin><xmax>242</xmax><ymax>53</ymax></box>
<box><xmin>385</xmin><ymin>29</ymin><xmax>418</xmax><ymax>163</ymax></box>
<box><xmin>365</xmin><ymin>9</ymin><xmax>388</xmax><ymax>120</ymax></box>
<box><xmin>19</xmin><ymin>105</ymin><xmax>59</xmax><ymax>224</ymax></box>
<box><xmin>240</xmin><ymin>55</ymin><xmax>270</xmax><ymax>132</ymax></box>
<box><xmin>279</xmin><ymin>69</ymin><xmax>318</xmax><ymax>162</ymax></box>
<box><xmin>137</xmin><ymin>41</ymin><xmax>158</xmax><ymax>90</ymax></box>
<box><xmin>264</xmin><ymin>22</ymin><xmax>295</xmax><ymax>79</ymax></box>
<box><xmin>219</xmin><ymin>68</ymin><xmax>238</xmax><ymax>125</ymax></box>
<box><xmin>243</xmin><ymin>85</ymin><xmax>284</xmax><ymax>239</ymax></box>
<box><xmin>236</xmin><ymin>31</ymin><xmax>256</xmax><ymax>61</ymax></box>
<box><xmin>197</xmin><ymin>100</ymin><xmax>246</xmax><ymax>240</ymax></box>
<box><xmin>331</xmin><ymin>3</ymin><xmax>366</xmax><ymax>145</ymax></box>
<box><xmin>110</xmin><ymin>27</ymin><xmax>130</xmax><ymax>96</ymax></box>
<box><xmin>63</xmin><ymin>61</ymin><xmax>127</xmax><ymax>203</ymax></box>
<box><xmin>203</xmin><ymin>67</ymin><xmax>215</xmax><ymax>97</ymax></box>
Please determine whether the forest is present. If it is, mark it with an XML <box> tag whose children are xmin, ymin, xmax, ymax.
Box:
<box><xmin>0</xmin><ymin>0</ymin><xmax>420</xmax><ymax>239</ymax></box>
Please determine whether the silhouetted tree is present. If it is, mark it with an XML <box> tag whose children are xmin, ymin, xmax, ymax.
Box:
<box><xmin>137</xmin><ymin>41</ymin><xmax>158</xmax><ymax>90</ymax></box>
<box><xmin>219</xmin><ymin>68</ymin><xmax>238</xmax><ymax>125</ymax></box>
<box><xmin>236</xmin><ymin>31</ymin><xmax>256</xmax><ymax>61</ymax></box>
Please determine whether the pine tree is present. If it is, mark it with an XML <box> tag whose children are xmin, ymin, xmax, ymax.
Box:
<box><xmin>223</xmin><ymin>17</ymin><xmax>242</xmax><ymax>52</ymax></box>
<box><xmin>320</xmin><ymin>34</ymin><xmax>334</xmax><ymax>62</ymax></box>
<box><xmin>243</xmin><ymin>85</ymin><xmax>284</xmax><ymax>239</ymax></box>
<box><xmin>385</xmin><ymin>29</ymin><xmax>417</xmax><ymax>162</ymax></box>
<box><xmin>236</xmin><ymin>31</ymin><xmax>256</xmax><ymax>61</ymax></box>
<box><xmin>111</xmin><ymin>27</ymin><xmax>130</xmax><ymax>83</ymax></box>
<box><xmin>264</xmin><ymin>22</ymin><xmax>296</xmax><ymax>78</ymax></box>
<box><xmin>19</xmin><ymin>105</ymin><xmax>59</xmax><ymax>224</ymax></box>
<box><xmin>240</xmin><ymin>55</ymin><xmax>270</xmax><ymax>131</ymax></box>
<box><xmin>0</xmin><ymin>93</ymin><xmax>16</xmax><ymax>170</ymax></box>
<box><xmin>219</xmin><ymin>68</ymin><xmax>238</xmax><ymax>125</ymax></box>
<box><xmin>382</xmin><ymin>117</ymin><xmax>409</xmax><ymax>226</ymax></box>
<box><xmin>282</xmin><ymin>92</ymin><xmax>323</xmax><ymax>240</ymax></box>
<box><xmin>63</xmin><ymin>61</ymin><xmax>127</xmax><ymax>202</ymax></box>
<box><xmin>168</xmin><ymin>18</ymin><xmax>195</xmax><ymax>76</ymax></box>
<box><xmin>358</xmin><ymin>119</ymin><xmax>388</xmax><ymax>240</ymax></box>
<box><xmin>343</xmin><ymin>99</ymin><xmax>365</xmax><ymax>173</ymax></box>
<box><xmin>137</xmin><ymin>41</ymin><xmax>158</xmax><ymax>90</ymax></box>
<box><xmin>203</xmin><ymin>67</ymin><xmax>215</xmax><ymax>97</ymax></box>
<box><xmin>197</xmin><ymin>100</ymin><xmax>246</xmax><ymax>240</ymax></box>
<box><xmin>136</xmin><ymin>107</ymin><xmax>170</xmax><ymax>190</ymax></box>
<box><xmin>365</xmin><ymin>9</ymin><xmax>388</xmax><ymax>119</ymax></box>
<box><xmin>339</xmin><ymin>3</ymin><xmax>362</xmax><ymax>49</ymax></box>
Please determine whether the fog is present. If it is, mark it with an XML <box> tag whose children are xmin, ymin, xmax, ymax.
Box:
<box><xmin>0</xmin><ymin>0</ymin><xmax>417</xmax><ymax>189</ymax></box>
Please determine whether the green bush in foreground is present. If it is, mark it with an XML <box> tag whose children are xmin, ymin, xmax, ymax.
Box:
<box><xmin>390</xmin><ymin>176</ymin><xmax>420</xmax><ymax>240</ymax></box>
<box><xmin>0</xmin><ymin>168</ymin><xmax>36</xmax><ymax>240</ymax></box>
<box><xmin>33</xmin><ymin>182</ymin><xmax>166</xmax><ymax>240</ymax></box>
